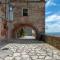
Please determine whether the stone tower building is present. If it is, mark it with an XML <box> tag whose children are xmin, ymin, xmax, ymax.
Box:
<box><xmin>0</xmin><ymin>0</ymin><xmax>45</xmax><ymax>40</ymax></box>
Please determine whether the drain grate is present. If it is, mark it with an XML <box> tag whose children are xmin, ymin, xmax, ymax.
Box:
<box><xmin>2</xmin><ymin>48</ymin><xmax>9</xmax><ymax>50</ymax></box>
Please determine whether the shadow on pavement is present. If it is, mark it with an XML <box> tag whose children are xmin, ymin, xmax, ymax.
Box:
<box><xmin>0</xmin><ymin>39</ymin><xmax>45</xmax><ymax>50</ymax></box>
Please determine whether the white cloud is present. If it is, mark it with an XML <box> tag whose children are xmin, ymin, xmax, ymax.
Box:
<box><xmin>46</xmin><ymin>0</ymin><xmax>56</xmax><ymax>7</ymax></box>
<box><xmin>45</xmin><ymin>14</ymin><xmax>60</xmax><ymax>33</ymax></box>
<box><xmin>45</xmin><ymin>26</ymin><xmax>60</xmax><ymax>33</ymax></box>
<box><xmin>46</xmin><ymin>14</ymin><xmax>60</xmax><ymax>23</ymax></box>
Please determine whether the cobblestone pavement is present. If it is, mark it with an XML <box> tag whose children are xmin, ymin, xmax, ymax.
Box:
<box><xmin>0</xmin><ymin>39</ymin><xmax>60</xmax><ymax>60</ymax></box>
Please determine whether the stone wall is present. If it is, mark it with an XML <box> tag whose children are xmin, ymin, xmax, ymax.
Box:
<box><xmin>46</xmin><ymin>35</ymin><xmax>60</xmax><ymax>50</ymax></box>
<box><xmin>0</xmin><ymin>4</ymin><xmax>6</xmax><ymax>39</ymax></box>
<box><xmin>12</xmin><ymin>0</ymin><xmax>45</xmax><ymax>36</ymax></box>
<box><xmin>0</xmin><ymin>0</ymin><xmax>45</xmax><ymax>39</ymax></box>
<box><xmin>0</xmin><ymin>18</ymin><xmax>3</xmax><ymax>39</ymax></box>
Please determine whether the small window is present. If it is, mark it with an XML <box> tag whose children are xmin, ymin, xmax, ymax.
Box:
<box><xmin>4</xmin><ymin>25</ymin><xmax>7</xmax><ymax>29</ymax></box>
<box><xmin>23</xmin><ymin>9</ymin><xmax>28</xmax><ymax>16</ymax></box>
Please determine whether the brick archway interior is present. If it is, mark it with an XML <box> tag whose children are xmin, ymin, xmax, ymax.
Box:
<box><xmin>12</xmin><ymin>23</ymin><xmax>38</xmax><ymax>39</ymax></box>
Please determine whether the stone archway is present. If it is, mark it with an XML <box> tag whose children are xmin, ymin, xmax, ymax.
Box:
<box><xmin>12</xmin><ymin>23</ymin><xmax>38</xmax><ymax>39</ymax></box>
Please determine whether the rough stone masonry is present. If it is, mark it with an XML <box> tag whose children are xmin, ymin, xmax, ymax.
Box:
<box><xmin>0</xmin><ymin>0</ymin><xmax>45</xmax><ymax>39</ymax></box>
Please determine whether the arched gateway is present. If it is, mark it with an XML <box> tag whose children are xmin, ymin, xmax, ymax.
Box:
<box><xmin>12</xmin><ymin>23</ymin><xmax>38</xmax><ymax>39</ymax></box>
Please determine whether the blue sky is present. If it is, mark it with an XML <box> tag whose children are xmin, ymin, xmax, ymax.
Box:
<box><xmin>45</xmin><ymin>0</ymin><xmax>60</xmax><ymax>33</ymax></box>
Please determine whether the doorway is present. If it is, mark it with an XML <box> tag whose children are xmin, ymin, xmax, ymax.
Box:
<box><xmin>16</xmin><ymin>27</ymin><xmax>36</xmax><ymax>39</ymax></box>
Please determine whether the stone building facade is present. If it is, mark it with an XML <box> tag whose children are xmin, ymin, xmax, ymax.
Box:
<box><xmin>0</xmin><ymin>0</ymin><xmax>45</xmax><ymax>40</ymax></box>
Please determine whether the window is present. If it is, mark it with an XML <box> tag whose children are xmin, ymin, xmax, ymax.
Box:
<box><xmin>23</xmin><ymin>9</ymin><xmax>28</xmax><ymax>16</ymax></box>
<box><xmin>6</xmin><ymin>4</ymin><xmax>13</xmax><ymax>21</ymax></box>
<box><xmin>4</xmin><ymin>25</ymin><xmax>7</xmax><ymax>29</ymax></box>
<box><xmin>9</xmin><ymin>6</ymin><xmax>13</xmax><ymax>21</ymax></box>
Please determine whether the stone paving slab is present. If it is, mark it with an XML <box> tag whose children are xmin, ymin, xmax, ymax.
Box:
<box><xmin>0</xmin><ymin>39</ymin><xmax>60</xmax><ymax>60</ymax></box>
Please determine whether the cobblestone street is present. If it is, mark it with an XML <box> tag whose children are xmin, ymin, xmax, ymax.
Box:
<box><xmin>0</xmin><ymin>39</ymin><xmax>60</xmax><ymax>60</ymax></box>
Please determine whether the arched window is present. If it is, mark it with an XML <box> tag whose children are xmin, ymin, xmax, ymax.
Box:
<box><xmin>6</xmin><ymin>4</ymin><xmax>13</xmax><ymax>21</ymax></box>
<box><xmin>9</xmin><ymin>5</ymin><xmax>13</xmax><ymax>21</ymax></box>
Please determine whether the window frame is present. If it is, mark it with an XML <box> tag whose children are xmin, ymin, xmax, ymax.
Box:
<box><xmin>8</xmin><ymin>4</ymin><xmax>13</xmax><ymax>21</ymax></box>
<box><xmin>22</xmin><ymin>8</ymin><xmax>29</xmax><ymax>16</ymax></box>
